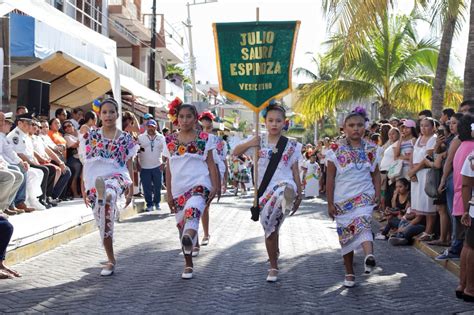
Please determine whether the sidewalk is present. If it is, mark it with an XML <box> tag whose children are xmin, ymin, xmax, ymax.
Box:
<box><xmin>5</xmin><ymin>198</ymin><xmax>144</xmax><ymax>265</ymax></box>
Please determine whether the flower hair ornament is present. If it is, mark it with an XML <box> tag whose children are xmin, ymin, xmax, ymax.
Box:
<box><xmin>167</xmin><ymin>97</ymin><xmax>183</xmax><ymax>126</ymax></box>
<box><xmin>352</xmin><ymin>106</ymin><xmax>368</xmax><ymax>119</ymax></box>
<box><xmin>198</xmin><ymin>111</ymin><xmax>215</xmax><ymax>122</ymax></box>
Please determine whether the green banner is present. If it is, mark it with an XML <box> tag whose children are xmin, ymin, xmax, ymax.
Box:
<box><xmin>213</xmin><ymin>21</ymin><xmax>300</xmax><ymax>112</ymax></box>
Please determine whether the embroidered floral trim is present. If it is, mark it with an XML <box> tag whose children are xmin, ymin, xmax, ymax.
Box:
<box><xmin>260</xmin><ymin>182</ymin><xmax>287</xmax><ymax>210</ymax></box>
<box><xmin>86</xmin><ymin>174</ymin><xmax>128</xmax><ymax>209</ymax></box>
<box><xmin>84</xmin><ymin>129</ymin><xmax>138</xmax><ymax>167</ymax></box>
<box><xmin>335</xmin><ymin>193</ymin><xmax>374</xmax><ymax>215</ymax></box>
<box><xmin>258</xmin><ymin>139</ymin><xmax>298</xmax><ymax>168</ymax></box>
<box><xmin>329</xmin><ymin>140</ymin><xmax>378</xmax><ymax>170</ymax></box>
<box><xmin>173</xmin><ymin>185</ymin><xmax>210</xmax><ymax>212</ymax></box>
<box><xmin>216</xmin><ymin>138</ymin><xmax>226</xmax><ymax>159</ymax></box>
<box><xmin>337</xmin><ymin>216</ymin><xmax>372</xmax><ymax>245</ymax></box>
<box><xmin>173</xmin><ymin>185</ymin><xmax>209</xmax><ymax>229</ymax></box>
<box><xmin>166</xmin><ymin>132</ymin><xmax>210</xmax><ymax>157</ymax></box>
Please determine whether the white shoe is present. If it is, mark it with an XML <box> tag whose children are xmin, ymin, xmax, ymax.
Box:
<box><xmin>374</xmin><ymin>233</ymin><xmax>386</xmax><ymax>240</ymax></box>
<box><xmin>100</xmin><ymin>262</ymin><xmax>115</xmax><ymax>276</ymax></box>
<box><xmin>364</xmin><ymin>254</ymin><xmax>376</xmax><ymax>274</ymax></box>
<box><xmin>266</xmin><ymin>268</ymin><xmax>279</xmax><ymax>282</ymax></box>
<box><xmin>201</xmin><ymin>236</ymin><xmax>210</xmax><ymax>246</ymax></box>
<box><xmin>343</xmin><ymin>274</ymin><xmax>355</xmax><ymax>288</ymax></box>
<box><xmin>145</xmin><ymin>206</ymin><xmax>154</xmax><ymax>212</ymax></box>
<box><xmin>181</xmin><ymin>267</ymin><xmax>193</xmax><ymax>279</ymax></box>
<box><xmin>283</xmin><ymin>186</ymin><xmax>296</xmax><ymax>215</ymax></box>
<box><xmin>95</xmin><ymin>177</ymin><xmax>106</xmax><ymax>206</ymax></box>
<box><xmin>192</xmin><ymin>247</ymin><xmax>200</xmax><ymax>257</ymax></box>
<box><xmin>181</xmin><ymin>234</ymin><xmax>196</xmax><ymax>255</ymax></box>
<box><xmin>29</xmin><ymin>199</ymin><xmax>46</xmax><ymax>211</ymax></box>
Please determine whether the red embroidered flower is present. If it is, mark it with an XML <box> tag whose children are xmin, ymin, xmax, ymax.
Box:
<box><xmin>199</xmin><ymin>132</ymin><xmax>209</xmax><ymax>140</ymax></box>
<box><xmin>167</xmin><ymin>142</ymin><xmax>176</xmax><ymax>152</ymax></box>
<box><xmin>188</xmin><ymin>144</ymin><xmax>197</xmax><ymax>154</ymax></box>
<box><xmin>349</xmin><ymin>225</ymin><xmax>356</xmax><ymax>233</ymax></box>
<box><xmin>330</xmin><ymin>143</ymin><xmax>338</xmax><ymax>151</ymax></box>
<box><xmin>83</xmin><ymin>132</ymin><xmax>89</xmax><ymax>139</ymax></box>
<box><xmin>283</xmin><ymin>155</ymin><xmax>289</xmax><ymax>162</ymax></box>
<box><xmin>194</xmin><ymin>186</ymin><xmax>203</xmax><ymax>193</ymax></box>
<box><xmin>90</xmin><ymin>188</ymin><xmax>97</xmax><ymax>193</ymax></box>
<box><xmin>177</xmin><ymin>195</ymin><xmax>186</xmax><ymax>206</ymax></box>
<box><xmin>98</xmin><ymin>142</ymin><xmax>104</xmax><ymax>149</ymax></box>
<box><xmin>185</xmin><ymin>208</ymin><xmax>193</xmax><ymax>218</ymax></box>
<box><xmin>368</xmin><ymin>152</ymin><xmax>374</xmax><ymax>161</ymax></box>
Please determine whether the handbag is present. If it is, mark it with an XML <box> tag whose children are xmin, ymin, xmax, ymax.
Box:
<box><xmin>387</xmin><ymin>159</ymin><xmax>403</xmax><ymax>179</ymax></box>
<box><xmin>250</xmin><ymin>136</ymin><xmax>288</xmax><ymax>221</ymax></box>
<box><xmin>425</xmin><ymin>167</ymin><xmax>441</xmax><ymax>198</ymax></box>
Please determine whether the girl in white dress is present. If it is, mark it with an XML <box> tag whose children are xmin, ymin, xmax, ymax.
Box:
<box><xmin>164</xmin><ymin>100</ymin><xmax>219</xmax><ymax>279</ymax></box>
<box><xmin>198</xmin><ymin>111</ymin><xmax>228</xmax><ymax>248</ymax></box>
<box><xmin>407</xmin><ymin>118</ymin><xmax>437</xmax><ymax>241</ymax></box>
<box><xmin>302</xmin><ymin>153</ymin><xmax>320</xmax><ymax>198</ymax></box>
<box><xmin>233</xmin><ymin>104</ymin><xmax>303</xmax><ymax>282</ymax></box>
<box><xmin>326</xmin><ymin>107</ymin><xmax>381</xmax><ymax>288</ymax></box>
<box><xmin>80</xmin><ymin>99</ymin><xmax>138</xmax><ymax>276</ymax></box>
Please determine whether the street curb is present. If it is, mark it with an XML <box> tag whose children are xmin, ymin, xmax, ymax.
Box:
<box><xmin>6</xmin><ymin>202</ymin><xmax>145</xmax><ymax>266</ymax></box>
<box><xmin>413</xmin><ymin>239</ymin><xmax>460</xmax><ymax>277</ymax></box>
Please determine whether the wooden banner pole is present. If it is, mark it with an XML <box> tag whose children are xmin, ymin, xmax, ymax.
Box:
<box><xmin>253</xmin><ymin>7</ymin><xmax>260</xmax><ymax>209</ymax></box>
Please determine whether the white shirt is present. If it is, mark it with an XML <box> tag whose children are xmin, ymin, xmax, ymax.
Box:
<box><xmin>138</xmin><ymin>132</ymin><xmax>166</xmax><ymax>169</ymax></box>
<box><xmin>163</xmin><ymin>132</ymin><xmax>216</xmax><ymax>198</ymax></box>
<box><xmin>32</xmin><ymin>135</ymin><xmax>50</xmax><ymax>161</ymax></box>
<box><xmin>380</xmin><ymin>142</ymin><xmax>396</xmax><ymax>171</ymax></box>
<box><xmin>461</xmin><ymin>152</ymin><xmax>474</xmax><ymax>218</ymax></box>
<box><xmin>0</xmin><ymin>132</ymin><xmax>22</xmax><ymax>164</ymax></box>
<box><xmin>7</xmin><ymin>127</ymin><xmax>35</xmax><ymax>161</ymax></box>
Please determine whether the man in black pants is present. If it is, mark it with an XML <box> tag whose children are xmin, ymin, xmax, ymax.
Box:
<box><xmin>7</xmin><ymin>113</ymin><xmax>57</xmax><ymax>208</ymax></box>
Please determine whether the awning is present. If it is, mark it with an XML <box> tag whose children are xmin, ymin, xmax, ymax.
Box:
<box><xmin>12</xmin><ymin>51</ymin><xmax>167</xmax><ymax>109</ymax></box>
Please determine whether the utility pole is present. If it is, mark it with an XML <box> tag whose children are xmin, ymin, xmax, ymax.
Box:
<box><xmin>185</xmin><ymin>0</ymin><xmax>217</xmax><ymax>103</ymax></box>
<box><xmin>0</xmin><ymin>15</ymin><xmax>10</xmax><ymax>112</ymax></box>
<box><xmin>186</xmin><ymin>2</ymin><xmax>197</xmax><ymax>102</ymax></box>
<box><xmin>148</xmin><ymin>0</ymin><xmax>157</xmax><ymax>117</ymax></box>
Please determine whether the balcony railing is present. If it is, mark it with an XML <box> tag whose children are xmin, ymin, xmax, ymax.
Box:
<box><xmin>143</xmin><ymin>14</ymin><xmax>185</xmax><ymax>63</ymax></box>
<box><xmin>118</xmin><ymin>58</ymin><xmax>148</xmax><ymax>86</ymax></box>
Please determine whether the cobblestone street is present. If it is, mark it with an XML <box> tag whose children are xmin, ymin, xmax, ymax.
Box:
<box><xmin>1</xmin><ymin>195</ymin><xmax>472</xmax><ymax>314</ymax></box>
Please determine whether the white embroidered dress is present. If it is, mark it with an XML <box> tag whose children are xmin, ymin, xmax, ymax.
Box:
<box><xmin>248</xmin><ymin>139</ymin><xmax>302</xmax><ymax>238</ymax></box>
<box><xmin>326</xmin><ymin>140</ymin><xmax>380</xmax><ymax>255</ymax></box>
<box><xmin>163</xmin><ymin>131</ymin><xmax>216</xmax><ymax>232</ymax></box>
<box><xmin>79</xmin><ymin>129</ymin><xmax>139</xmax><ymax>241</ymax></box>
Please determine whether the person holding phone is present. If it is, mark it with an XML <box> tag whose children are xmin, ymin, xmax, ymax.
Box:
<box><xmin>163</xmin><ymin>99</ymin><xmax>219</xmax><ymax>280</ymax></box>
<box><xmin>80</xmin><ymin>99</ymin><xmax>139</xmax><ymax>277</ymax></box>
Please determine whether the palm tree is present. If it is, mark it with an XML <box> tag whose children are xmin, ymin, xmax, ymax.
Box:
<box><xmin>464</xmin><ymin>0</ymin><xmax>474</xmax><ymax>99</ymax></box>
<box><xmin>428</xmin><ymin>0</ymin><xmax>466</xmax><ymax>117</ymax></box>
<box><xmin>296</xmin><ymin>14</ymin><xmax>446</xmax><ymax>120</ymax></box>
<box><xmin>323</xmin><ymin>0</ymin><xmax>466</xmax><ymax>117</ymax></box>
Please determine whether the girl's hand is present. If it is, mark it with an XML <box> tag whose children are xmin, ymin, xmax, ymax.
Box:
<box><xmin>167</xmin><ymin>196</ymin><xmax>177</xmax><ymax>214</ymax></box>
<box><xmin>207</xmin><ymin>188</ymin><xmax>217</xmax><ymax>206</ymax></box>
<box><xmin>461</xmin><ymin>212</ymin><xmax>471</xmax><ymax>227</ymax></box>
<box><xmin>83</xmin><ymin>191</ymin><xmax>91</xmax><ymax>208</ymax></box>
<box><xmin>248</xmin><ymin>136</ymin><xmax>261</xmax><ymax>148</ymax></box>
<box><xmin>437</xmin><ymin>179</ymin><xmax>446</xmax><ymax>195</ymax></box>
<box><xmin>328</xmin><ymin>204</ymin><xmax>337</xmax><ymax>220</ymax></box>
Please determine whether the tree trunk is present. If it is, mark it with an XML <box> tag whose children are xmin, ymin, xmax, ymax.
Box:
<box><xmin>464</xmin><ymin>0</ymin><xmax>474</xmax><ymax>100</ymax></box>
<box><xmin>432</xmin><ymin>15</ymin><xmax>457</xmax><ymax>119</ymax></box>
<box><xmin>379</xmin><ymin>101</ymin><xmax>393</xmax><ymax>119</ymax></box>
